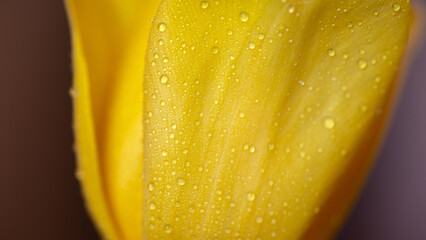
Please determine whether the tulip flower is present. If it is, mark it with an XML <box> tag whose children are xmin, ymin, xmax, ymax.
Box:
<box><xmin>65</xmin><ymin>0</ymin><xmax>413</xmax><ymax>239</ymax></box>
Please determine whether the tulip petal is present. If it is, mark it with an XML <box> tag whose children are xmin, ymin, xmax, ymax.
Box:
<box><xmin>65</xmin><ymin>0</ymin><xmax>161</xmax><ymax>239</ymax></box>
<box><xmin>143</xmin><ymin>0</ymin><xmax>411</xmax><ymax>239</ymax></box>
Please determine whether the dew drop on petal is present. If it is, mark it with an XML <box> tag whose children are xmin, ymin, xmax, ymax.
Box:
<box><xmin>249</xmin><ymin>42</ymin><xmax>256</xmax><ymax>49</ymax></box>
<box><xmin>211</xmin><ymin>46</ymin><xmax>219</xmax><ymax>54</ymax></box>
<box><xmin>164</xmin><ymin>224</ymin><xmax>172</xmax><ymax>234</ymax></box>
<box><xmin>200</xmin><ymin>1</ymin><xmax>209</xmax><ymax>9</ymax></box>
<box><xmin>357</xmin><ymin>58</ymin><xmax>367</xmax><ymax>70</ymax></box>
<box><xmin>158</xmin><ymin>22</ymin><xmax>167</xmax><ymax>32</ymax></box>
<box><xmin>288</xmin><ymin>5</ymin><xmax>295</xmax><ymax>14</ymax></box>
<box><xmin>148</xmin><ymin>182</ymin><xmax>155</xmax><ymax>192</ymax></box>
<box><xmin>247</xmin><ymin>192</ymin><xmax>256</xmax><ymax>201</ymax></box>
<box><xmin>177</xmin><ymin>178</ymin><xmax>186</xmax><ymax>186</ymax></box>
<box><xmin>323</xmin><ymin>117</ymin><xmax>336</xmax><ymax>129</ymax></box>
<box><xmin>240</xmin><ymin>11</ymin><xmax>249</xmax><ymax>22</ymax></box>
<box><xmin>160</xmin><ymin>74</ymin><xmax>169</xmax><ymax>84</ymax></box>
<box><xmin>392</xmin><ymin>3</ymin><xmax>401</xmax><ymax>12</ymax></box>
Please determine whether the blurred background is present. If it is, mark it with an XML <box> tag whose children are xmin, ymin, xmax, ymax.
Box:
<box><xmin>0</xmin><ymin>0</ymin><xmax>424</xmax><ymax>239</ymax></box>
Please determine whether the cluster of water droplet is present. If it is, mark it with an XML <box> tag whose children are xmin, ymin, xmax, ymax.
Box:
<box><xmin>141</xmin><ymin>0</ymin><xmax>408</xmax><ymax>239</ymax></box>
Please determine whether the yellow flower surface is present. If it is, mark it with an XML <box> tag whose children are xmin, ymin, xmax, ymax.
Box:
<box><xmin>143</xmin><ymin>0</ymin><xmax>411</xmax><ymax>239</ymax></box>
<box><xmin>66</xmin><ymin>0</ymin><xmax>412</xmax><ymax>239</ymax></box>
<box><xmin>65</xmin><ymin>0</ymin><xmax>161</xmax><ymax>239</ymax></box>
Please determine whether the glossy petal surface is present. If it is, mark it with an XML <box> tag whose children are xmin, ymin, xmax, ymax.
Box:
<box><xmin>143</xmin><ymin>0</ymin><xmax>411</xmax><ymax>239</ymax></box>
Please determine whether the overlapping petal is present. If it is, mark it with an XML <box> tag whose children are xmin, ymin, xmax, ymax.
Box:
<box><xmin>65</xmin><ymin>0</ymin><xmax>161</xmax><ymax>239</ymax></box>
<box><xmin>143</xmin><ymin>0</ymin><xmax>411</xmax><ymax>239</ymax></box>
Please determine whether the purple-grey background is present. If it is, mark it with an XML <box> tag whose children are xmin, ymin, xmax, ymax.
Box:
<box><xmin>0</xmin><ymin>0</ymin><xmax>424</xmax><ymax>239</ymax></box>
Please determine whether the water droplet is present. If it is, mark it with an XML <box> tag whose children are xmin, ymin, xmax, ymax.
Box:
<box><xmin>288</xmin><ymin>5</ymin><xmax>295</xmax><ymax>14</ymax></box>
<box><xmin>327</xmin><ymin>48</ymin><xmax>336</xmax><ymax>57</ymax></box>
<box><xmin>148</xmin><ymin>182</ymin><xmax>155</xmax><ymax>192</ymax></box>
<box><xmin>357</xmin><ymin>59</ymin><xmax>367</xmax><ymax>70</ymax></box>
<box><xmin>158</xmin><ymin>22</ymin><xmax>167</xmax><ymax>32</ymax></box>
<box><xmin>240</xmin><ymin>11</ymin><xmax>249</xmax><ymax>22</ymax></box>
<box><xmin>249</xmin><ymin>146</ymin><xmax>256</xmax><ymax>153</ymax></box>
<box><xmin>239</xmin><ymin>112</ymin><xmax>245</xmax><ymax>118</ymax></box>
<box><xmin>177</xmin><ymin>178</ymin><xmax>186</xmax><ymax>186</ymax></box>
<box><xmin>249</xmin><ymin>42</ymin><xmax>256</xmax><ymax>49</ymax></box>
<box><xmin>200</xmin><ymin>1</ymin><xmax>209</xmax><ymax>9</ymax></box>
<box><xmin>161</xmin><ymin>150</ymin><xmax>168</xmax><ymax>156</ymax></box>
<box><xmin>374</xmin><ymin>76</ymin><xmax>381</xmax><ymax>83</ymax></box>
<box><xmin>373</xmin><ymin>10</ymin><xmax>379</xmax><ymax>16</ymax></box>
<box><xmin>258</xmin><ymin>33</ymin><xmax>265</xmax><ymax>40</ymax></box>
<box><xmin>256</xmin><ymin>217</ymin><xmax>263</xmax><ymax>223</ymax></box>
<box><xmin>164</xmin><ymin>224</ymin><xmax>172</xmax><ymax>234</ymax></box>
<box><xmin>392</xmin><ymin>3</ymin><xmax>401</xmax><ymax>12</ymax></box>
<box><xmin>211</xmin><ymin>46</ymin><xmax>219</xmax><ymax>54</ymax></box>
<box><xmin>323</xmin><ymin>117</ymin><xmax>335</xmax><ymax>129</ymax></box>
<box><xmin>160</xmin><ymin>75</ymin><xmax>169</xmax><ymax>83</ymax></box>
<box><xmin>247</xmin><ymin>192</ymin><xmax>256</xmax><ymax>201</ymax></box>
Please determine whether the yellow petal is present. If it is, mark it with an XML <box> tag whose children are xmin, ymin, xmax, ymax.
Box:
<box><xmin>143</xmin><ymin>0</ymin><xmax>411</xmax><ymax>239</ymax></box>
<box><xmin>65</xmin><ymin>0</ymin><xmax>161</xmax><ymax>239</ymax></box>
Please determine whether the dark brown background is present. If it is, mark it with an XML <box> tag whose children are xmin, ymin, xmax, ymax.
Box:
<box><xmin>0</xmin><ymin>0</ymin><xmax>425</xmax><ymax>239</ymax></box>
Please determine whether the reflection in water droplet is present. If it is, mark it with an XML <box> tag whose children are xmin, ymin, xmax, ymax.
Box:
<box><xmin>323</xmin><ymin>117</ymin><xmax>336</xmax><ymax>129</ymax></box>
<box><xmin>200</xmin><ymin>1</ymin><xmax>209</xmax><ymax>9</ymax></box>
<box><xmin>240</xmin><ymin>11</ymin><xmax>249</xmax><ymax>22</ymax></box>
<box><xmin>249</xmin><ymin>42</ymin><xmax>256</xmax><ymax>49</ymax></box>
<box><xmin>212</xmin><ymin>46</ymin><xmax>219</xmax><ymax>54</ymax></box>
<box><xmin>288</xmin><ymin>5</ymin><xmax>295</xmax><ymax>14</ymax></box>
<box><xmin>357</xmin><ymin>59</ymin><xmax>367</xmax><ymax>70</ymax></box>
<box><xmin>158</xmin><ymin>22</ymin><xmax>167</xmax><ymax>32</ymax></box>
<box><xmin>160</xmin><ymin>75</ymin><xmax>169</xmax><ymax>83</ymax></box>
<box><xmin>148</xmin><ymin>182</ymin><xmax>155</xmax><ymax>192</ymax></box>
<box><xmin>164</xmin><ymin>224</ymin><xmax>172</xmax><ymax>234</ymax></box>
<box><xmin>177</xmin><ymin>178</ymin><xmax>186</xmax><ymax>186</ymax></box>
<box><xmin>247</xmin><ymin>192</ymin><xmax>256</xmax><ymax>201</ymax></box>
<box><xmin>249</xmin><ymin>146</ymin><xmax>256</xmax><ymax>153</ymax></box>
<box><xmin>392</xmin><ymin>3</ymin><xmax>401</xmax><ymax>12</ymax></box>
